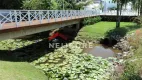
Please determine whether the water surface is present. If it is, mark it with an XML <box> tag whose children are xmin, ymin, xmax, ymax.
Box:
<box><xmin>84</xmin><ymin>44</ymin><xmax>121</xmax><ymax>58</ymax></box>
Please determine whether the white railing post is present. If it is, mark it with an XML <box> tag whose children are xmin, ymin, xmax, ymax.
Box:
<box><xmin>28</xmin><ymin>11</ymin><xmax>31</xmax><ymax>25</ymax></box>
<box><xmin>79</xmin><ymin>10</ymin><xmax>80</xmax><ymax>18</ymax></box>
<box><xmin>19</xmin><ymin>11</ymin><xmax>22</xmax><ymax>22</ymax></box>
<box><xmin>87</xmin><ymin>10</ymin><xmax>88</xmax><ymax>17</ymax></box>
<box><xmin>77</xmin><ymin>10</ymin><xmax>79</xmax><ymax>18</ymax></box>
<box><xmin>14</xmin><ymin>10</ymin><xmax>18</xmax><ymax>27</ymax></box>
<box><xmin>71</xmin><ymin>10</ymin><xmax>72</xmax><ymax>19</ymax></box>
<box><xmin>10</xmin><ymin>11</ymin><xmax>13</xmax><ymax>22</ymax></box>
<box><xmin>87</xmin><ymin>10</ymin><xmax>90</xmax><ymax>17</ymax></box>
<box><xmin>75</xmin><ymin>10</ymin><xmax>76</xmax><ymax>19</ymax></box>
<box><xmin>68</xmin><ymin>10</ymin><xmax>70</xmax><ymax>19</ymax></box>
<box><xmin>80</xmin><ymin>10</ymin><xmax>82</xmax><ymax>18</ymax></box>
<box><xmin>47</xmin><ymin>10</ymin><xmax>50</xmax><ymax>22</ymax></box>
<box><xmin>82</xmin><ymin>10</ymin><xmax>84</xmax><ymax>17</ymax></box>
<box><xmin>67</xmin><ymin>10</ymin><xmax>68</xmax><ymax>20</ymax></box>
<box><xmin>54</xmin><ymin>10</ymin><xmax>56</xmax><ymax>21</ymax></box>
<box><xmin>61</xmin><ymin>10</ymin><xmax>63</xmax><ymax>21</ymax></box>
<box><xmin>0</xmin><ymin>19</ymin><xmax>2</xmax><ymax>28</ymax></box>
<box><xmin>65</xmin><ymin>10</ymin><xmax>67</xmax><ymax>20</ymax></box>
<box><xmin>39</xmin><ymin>11</ymin><xmax>42</xmax><ymax>23</ymax></box>
<box><xmin>90</xmin><ymin>10</ymin><xmax>91</xmax><ymax>16</ymax></box>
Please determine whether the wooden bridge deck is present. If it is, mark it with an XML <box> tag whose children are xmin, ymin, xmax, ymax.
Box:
<box><xmin>0</xmin><ymin>16</ymin><xmax>87</xmax><ymax>31</ymax></box>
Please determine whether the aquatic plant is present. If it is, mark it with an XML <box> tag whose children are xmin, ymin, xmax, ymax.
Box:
<box><xmin>32</xmin><ymin>41</ymin><xmax>114</xmax><ymax>80</ymax></box>
<box><xmin>0</xmin><ymin>39</ymin><xmax>34</xmax><ymax>50</ymax></box>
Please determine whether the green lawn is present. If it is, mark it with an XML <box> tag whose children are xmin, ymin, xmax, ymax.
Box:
<box><xmin>0</xmin><ymin>40</ymin><xmax>48</xmax><ymax>80</ymax></box>
<box><xmin>0</xmin><ymin>61</ymin><xmax>48</xmax><ymax>80</ymax></box>
<box><xmin>79</xmin><ymin>22</ymin><xmax>139</xmax><ymax>40</ymax></box>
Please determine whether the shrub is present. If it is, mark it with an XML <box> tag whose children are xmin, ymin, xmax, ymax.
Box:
<box><xmin>83</xmin><ymin>16</ymin><xmax>102</xmax><ymax>25</ymax></box>
<box><xmin>132</xmin><ymin>17</ymin><xmax>142</xmax><ymax>25</ymax></box>
<box><xmin>120</xmin><ymin>62</ymin><xmax>141</xmax><ymax>80</ymax></box>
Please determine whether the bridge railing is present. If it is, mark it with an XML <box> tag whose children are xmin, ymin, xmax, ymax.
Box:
<box><xmin>100</xmin><ymin>10</ymin><xmax>138</xmax><ymax>16</ymax></box>
<box><xmin>0</xmin><ymin>10</ymin><xmax>138</xmax><ymax>29</ymax></box>
<box><xmin>0</xmin><ymin>10</ymin><xmax>99</xmax><ymax>28</ymax></box>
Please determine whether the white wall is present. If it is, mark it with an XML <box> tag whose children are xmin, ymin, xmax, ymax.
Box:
<box><xmin>84</xmin><ymin>3</ymin><xmax>100</xmax><ymax>10</ymax></box>
<box><xmin>102</xmin><ymin>0</ymin><xmax>117</xmax><ymax>11</ymax></box>
<box><xmin>84</xmin><ymin>0</ymin><xmax>117</xmax><ymax>11</ymax></box>
<box><xmin>84</xmin><ymin>0</ymin><xmax>132</xmax><ymax>11</ymax></box>
<box><xmin>123</xmin><ymin>2</ymin><xmax>132</xmax><ymax>10</ymax></box>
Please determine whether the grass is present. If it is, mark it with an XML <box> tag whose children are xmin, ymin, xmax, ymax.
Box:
<box><xmin>79</xmin><ymin>21</ymin><xmax>139</xmax><ymax>40</ymax></box>
<box><xmin>0</xmin><ymin>40</ymin><xmax>49</xmax><ymax>80</ymax></box>
<box><xmin>0</xmin><ymin>61</ymin><xmax>48</xmax><ymax>80</ymax></box>
<box><xmin>0</xmin><ymin>39</ymin><xmax>48</xmax><ymax>80</ymax></box>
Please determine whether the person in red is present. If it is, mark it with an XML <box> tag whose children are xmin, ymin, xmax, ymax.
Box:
<box><xmin>48</xmin><ymin>32</ymin><xmax>68</xmax><ymax>41</ymax></box>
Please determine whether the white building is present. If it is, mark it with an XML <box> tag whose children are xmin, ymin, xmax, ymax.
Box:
<box><xmin>84</xmin><ymin>0</ymin><xmax>102</xmax><ymax>10</ymax></box>
<box><xmin>122</xmin><ymin>2</ymin><xmax>132</xmax><ymax>10</ymax></box>
<box><xmin>101</xmin><ymin>0</ymin><xmax>117</xmax><ymax>11</ymax></box>
<box><xmin>84</xmin><ymin>0</ymin><xmax>117</xmax><ymax>11</ymax></box>
<box><xmin>84</xmin><ymin>0</ymin><xmax>132</xmax><ymax>11</ymax></box>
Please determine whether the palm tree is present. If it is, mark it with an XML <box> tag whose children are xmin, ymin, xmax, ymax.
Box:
<box><xmin>116</xmin><ymin>0</ymin><xmax>121</xmax><ymax>28</ymax></box>
<box><xmin>114</xmin><ymin>0</ymin><xmax>130</xmax><ymax>28</ymax></box>
<box><xmin>131</xmin><ymin>0</ymin><xmax>142</xmax><ymax>16</ymax></box>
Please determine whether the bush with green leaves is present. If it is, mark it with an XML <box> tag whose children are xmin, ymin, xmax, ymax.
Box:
<box><xmin>132</xmin><ymin>17</ymin><xmax>142</xmax><ymax>25</ymax></box>
<box><xmin>32</xmin><ymin>41</ymin><xmax>115</xmax><ymax>80</ymax></box>
<box><xmin>83</xmin><ymin>16</ymin><xmax>102</xmax><ymax>25</ymax></box>
<box><xmin>22</xmin><ymin>0</ymin><xmax>93</xmax><ymax>10</ymax></box>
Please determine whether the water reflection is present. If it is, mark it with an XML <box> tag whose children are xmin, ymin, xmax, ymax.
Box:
<box><xmin>84</xmin><ymin>44</ymin><xmax>121</xmax><ymax>58</ymax></box>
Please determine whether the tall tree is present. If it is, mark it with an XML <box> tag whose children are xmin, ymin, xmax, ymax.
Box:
<box><xmin>22</xmin><ymin>0</ymin><xmax>93</xmax><ymax>10</ymax></box>
<box><xmin>63</xmin><ymin>0</ymin><xmax>93</xmax><ymax>10</ymax></box>
<box><xmin>116</xmin><ymin>0</ymin><xmax>121</xmax><ymax>28</ymax></box>
<box><xmin>23</xmin><ymin>0</ymin><xmax>60</xmax><ymax>10</ymax></box>
<box><xmin>113</xmin><ymin>0</ymin><xmax>130</xmax><ymax>28</ymax></box>
<box><xmin>131</xmin><ymin>0</ymin><xmax>142</xmax><ymax>16</ymax></box>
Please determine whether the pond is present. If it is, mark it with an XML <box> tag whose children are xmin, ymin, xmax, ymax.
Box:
<box><xmin>83</xmin><ymin>44</ymin><xmax>122</xmax><ymax>58</ymax></box>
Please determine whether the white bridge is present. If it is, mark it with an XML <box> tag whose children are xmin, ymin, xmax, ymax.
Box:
<box><xmin>0</xmin><ymin>10</ymin><xmax>138</xmax><ymax>40</ymax></box>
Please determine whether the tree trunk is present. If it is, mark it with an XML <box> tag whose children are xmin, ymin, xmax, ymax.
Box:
<box><xmin>138</xmin><ymin>7</ymin><xmax>140</xmax><ymax>16</ymax></box>
<box><xmin>119</xmin><ymin>4</ymin><xmax>123</xmax><ymax>22</ymax></box>
<box><xmin>116</xmin><ymin>0</ymin><xmax>120</xmax><ymax>28</ymax></box>
<box><xmin>140</xmin><ymin>6</ymin><xmax>142</xmax><ymax>16</ymax></box>
<box><xmin>120</xmin><ymin>5</ymin><xmax>123</xmax><ymax>16</ymax></box>
<box><xmin>138</xmin><ymin>2</ymin><xmax>140</xmax><ymax>16</ymax></box>
<box><xmin>139</xmin><ymin>0</ymin><xmax>142</xmax><ymax>16</ymax></box>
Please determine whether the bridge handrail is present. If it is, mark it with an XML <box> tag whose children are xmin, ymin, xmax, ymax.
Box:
<box><xmin>0</xmin><ymin>10</ymin><xmax>100</xmax><ymax>28</ymax></box>
<box><xmin>100</xmin><ymin>10</ymin><xmax>138</xmax><ymax>16</ymax></box>
<box><xmin>0</xmin><ymin>10</ymin><xmax>138</xmax><ymax>29</ymax></box>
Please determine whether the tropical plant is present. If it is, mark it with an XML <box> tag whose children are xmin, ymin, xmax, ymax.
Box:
<box><xmin>131</xmin><ymin>0</ymin><xmax>142</xmax><ymax>16</ymax></box>
<box><xmin>83</xmin><ymin>17</ymin><xmax>102</xmax><ymax>25</ymax></box>
<box><xmin>22</xmin><ymin>0</ymin><xmax>94</xmax><ymax>10</ymax></box>
<box><xmin>113</xmin><ymin>0</ymin><xmax>131</xmax><ymax>28</ymax></box>
<box><xmin>22</xmin><ymin>0</ymin><xmax>60</xmax><ymax>10</ymax></box>
<box><xmin>130</xmin><ymin>0</ymin><xmax>142</xmax><ymax>26</ymax></box>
